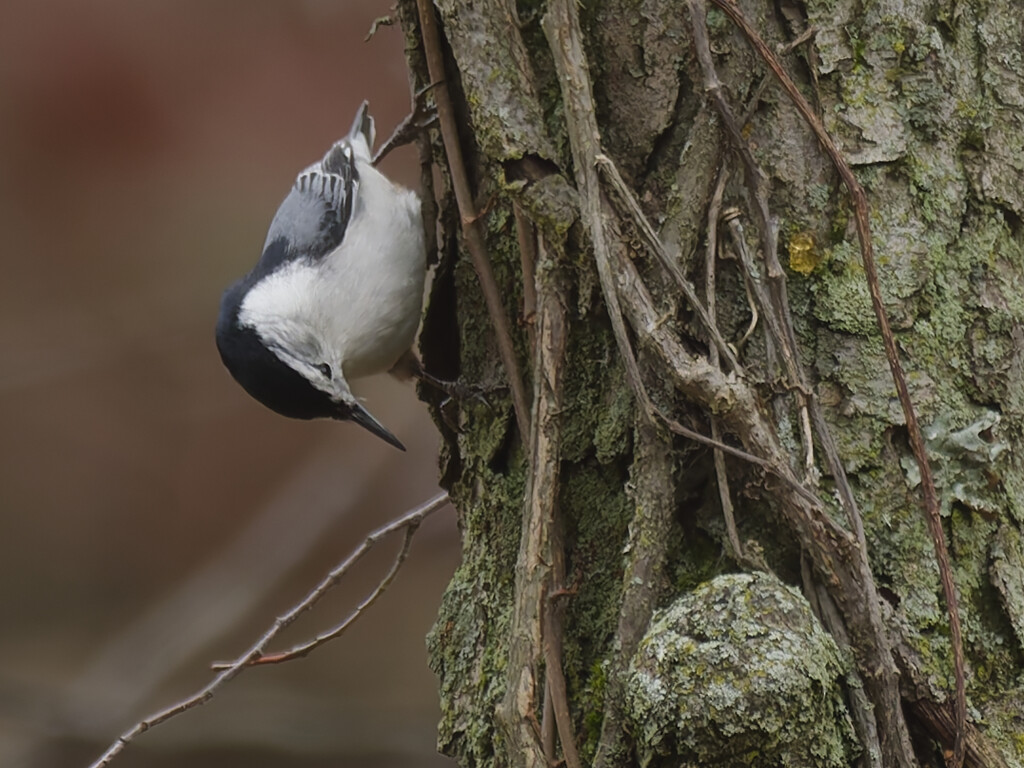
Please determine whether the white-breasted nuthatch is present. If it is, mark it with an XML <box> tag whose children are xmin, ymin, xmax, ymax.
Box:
<box><xmin>216</xmin><ymin>102</ymin><xmax>426</xmax><ymax>450</ymax></box>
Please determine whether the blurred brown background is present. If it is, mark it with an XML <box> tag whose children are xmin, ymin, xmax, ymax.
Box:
<box><xmin>0</xmin><ymin>1</ymin><xmax>457</xmax><ymax>766</ymax></box>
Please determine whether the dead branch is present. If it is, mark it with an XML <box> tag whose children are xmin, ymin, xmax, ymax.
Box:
<box><xmin>87</xmin><ymin>492</ymin><xmax>450</xmax><ymax>768</ymax></box>
<box><xmin>212</xmin><ymin>524</ymin><xmax>417</xmax><ymax>667</ymax></box>
<box><xmin>64</xmin><ymin>446</ymin><xmax>392</xmax><ymax>731</ymax></box>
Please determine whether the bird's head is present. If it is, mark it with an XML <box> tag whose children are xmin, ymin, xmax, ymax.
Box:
<box><xmin>215</xmin><ymin>272</ymin><xmax>405</xmax><ymax>450</ymax></box>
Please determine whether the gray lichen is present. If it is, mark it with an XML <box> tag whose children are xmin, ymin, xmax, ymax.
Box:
<box><xmin>625</xmin><ymin>573</ymin><xmax>858</xmax><ymax>767</ymax></box>
<box><xmin>416</xmin><ymin>0</ymin><xmax>1024</xmax><ymax>762</ymax></box>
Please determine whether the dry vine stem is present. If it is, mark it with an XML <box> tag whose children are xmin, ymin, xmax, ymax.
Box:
<box><xmin>87</xmin><ymin>492</ymin><xmax>450</xmax><ymax>768</ymax></box>
<box><xmin>414</xmin><ymin>0</ymin><xmax>532</xmax><ymax>442</ymax></box>
<box><xmin>498</xmin><ymin>233</ymin><xmax>570</xmax><ymax>767</ymax></box>
<box><xmin>705</xmin><ymin>1</ymin><xmax>967</xmax><ymax>763</ymax></box>
<box><xmin>703</xmin><ymin>167</ymin><xmax>745</xmax><ymax>563</ymax></box>
<box><xmin>687</xmin><ymin>0</ymin><xmax>914</xmax><ymax>763</ymax></box>
<box><xmin>544</xmin><ymin>0</ymin><xmax>918</xmax><ymax>762</ymax></box>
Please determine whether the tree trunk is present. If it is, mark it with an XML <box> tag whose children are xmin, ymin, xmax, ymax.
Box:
<box><xmin>400</xmin><ymin>0</ymin><xmax>1024</xmax><ymax>766</ymax></box>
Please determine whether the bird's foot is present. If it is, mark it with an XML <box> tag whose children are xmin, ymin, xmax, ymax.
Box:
<box><xmin>390</xmin><ymin>350</ymin><xmax>501</xmax><ymax>411</ymax></box>
<box><xmin>417</xmin><ymin>370</ymin><xmax>494</xmax><ymax>405</ymax></box>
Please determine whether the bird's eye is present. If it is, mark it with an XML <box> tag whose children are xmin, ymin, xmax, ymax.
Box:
<box><xmin>317</xmin><ymin>363</ymin><xmax>332</xmax><ymax>379</ymax></box>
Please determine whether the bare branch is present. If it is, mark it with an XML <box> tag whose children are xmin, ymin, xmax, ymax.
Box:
<box><xmin>87</xmin><ymin>493</ymin><xmax>450</xmax><ymax>768</ymax></box>
<box><xmin>213</xmin><ymin>525</ymin><xmax>418</xmax><ymax>667</ymax></box>
<box><xmin>64</xmin><ymin>446</ymin><xmax>392</xmax><ymax>731</ymax></box>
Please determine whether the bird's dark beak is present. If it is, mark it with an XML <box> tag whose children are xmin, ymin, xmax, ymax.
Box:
<box><xmin>346</xmin><ymin>402</ymin><xmax>406</xmax><ymax>451</ymax></box>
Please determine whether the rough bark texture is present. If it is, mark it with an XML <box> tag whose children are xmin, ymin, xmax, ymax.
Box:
<box><xmin>403</xmin><ymin>0</ymin><xmax>1024</xmax><ymax>766</ymax></box>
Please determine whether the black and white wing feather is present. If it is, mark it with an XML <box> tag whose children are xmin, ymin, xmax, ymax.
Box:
<box><xmin>252</xmin><ymin>102</ymin><xmax>375</xmax><ymax>278</ymax></box>
<box><xmin>254</xmin><ymin>146</ymin><xmax>358</xmax><ymax>279</ymax></box>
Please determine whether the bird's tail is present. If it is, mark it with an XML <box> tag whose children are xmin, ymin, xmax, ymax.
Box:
<box><xmin>347</xmin><ymin>100</ymin><xmax>375</xmax><ymax>161</ymax></box>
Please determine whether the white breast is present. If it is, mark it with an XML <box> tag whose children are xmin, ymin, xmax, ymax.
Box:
<box><xmin>317</xmin><ymin>159</ymin><xmax>425</xmax><ymax>379</ymax></box>
<box><xmin>239</xmin><ymin>159</ymin><xmax>426</xmax><ymax>384</ymax></box>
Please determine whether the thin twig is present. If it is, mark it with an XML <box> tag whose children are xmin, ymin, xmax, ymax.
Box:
<box><xmin>87</xmin><ymin>493</ymin><xmax>450</xmax><ymax>768</ymax></box>
<box><xmin>739</xmin><ymin>26</ymin><xmax>819</xmax><ymax>128</ymax></box>
<box><xmin>706</xmin><ymin>1</ymin><xmax>966</xmax><ymax>763</ymax></box>
<box><xmin>63</xmin><ymin>446</ymin><xmax>393</xmax><ymax>731</ymax></box>
<box><xmin>415</xmin><ymin>0</ymin><xmax>532</xmax><ymax>441</ymax></box>
<box><xmin>212</xmin><ymin>526</ymin><xmax>418</xmax><ymax>667</ymax></box>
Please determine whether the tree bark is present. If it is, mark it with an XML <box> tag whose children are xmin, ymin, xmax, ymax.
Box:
<box><xmin>401</xmin><ymin>0</ymin><xmax>1024</xmax><ymax>766</ymax></box>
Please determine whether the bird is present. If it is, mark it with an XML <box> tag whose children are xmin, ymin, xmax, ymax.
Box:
<box><xmin>216</xmin><ymin>101</ymin><xmax>426</xmax><ymax>451</ymax></box>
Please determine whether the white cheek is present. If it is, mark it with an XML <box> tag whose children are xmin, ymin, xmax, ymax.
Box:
<box><xmin>238</xmin><ymin>263</ymin><xmax>327</xmax><ymax>366</ymax></box>
<box><xmin>240</xmin><ymin>263</ymin><xmax>314</xmax><ymax>332</ymax></box>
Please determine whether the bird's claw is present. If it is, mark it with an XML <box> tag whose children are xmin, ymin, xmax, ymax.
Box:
<box><xmin>418</xmin><ymin>371</ymin><xmax>493</xmax><ymax>407</ymax></box>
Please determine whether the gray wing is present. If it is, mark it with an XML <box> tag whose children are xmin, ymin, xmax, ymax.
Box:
<box><xmin>259</xmin><ymin>141</ymin><xmax>359</xmax><ymax>269</ymax></box>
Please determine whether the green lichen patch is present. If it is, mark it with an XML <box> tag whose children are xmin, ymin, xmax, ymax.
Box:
<box><xmin>991</xmin><ymin>524</ymin><xmax>1024</xmax><ymax>654</ymax></box>
<box><xmin>561</xmin><ymin>463</ymin><xmax>634</xmax><ymax>681</ymax></box>
<box><xmin>978</xmin><ymin>678</ymin><xmax>1024</xmax><ymax>767</ymax></box>
<box><xmin>428</xmin><ymin>461</ymin><xmax>526</xmax><ymax>768</ymax></box>
<box><xmin>624</xmin><ymin>573</ymin><xmax>858</xmax><ymax>767</ymax></box>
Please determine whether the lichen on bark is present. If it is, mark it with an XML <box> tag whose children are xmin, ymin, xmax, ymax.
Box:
<box><xmin>625</xmin><ymin>572</ymin><xmax>858</xmax><ymax>768</ymax></box>
<box><xmin>406</xmin><ymin>0</ymin><xmax>1024</xmax><ymax>764</ymax></box>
